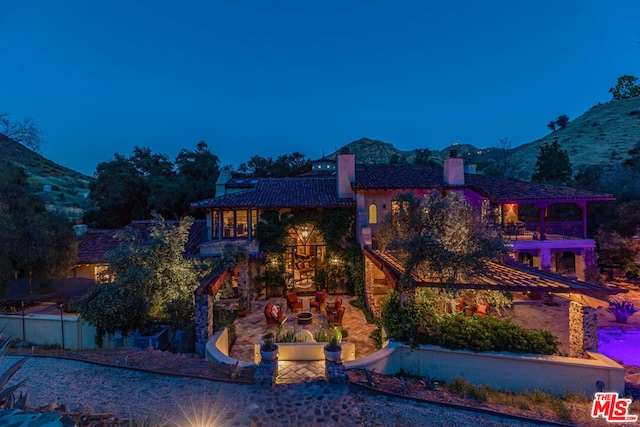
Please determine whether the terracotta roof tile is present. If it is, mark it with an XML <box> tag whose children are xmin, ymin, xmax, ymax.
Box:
<box><xmin>191</xmin><ymin>177</ymin><xmax>355</xmax><ymax>209</ymax></box>
<box><xmin>353</xmin><ymin>164</ymin><xmax>614</xmax><ymax>202</ymax></box>
<box><xmin>76</xmin><ymin>220</ymin><xmax>205</xmax><ymax>264</ymax></box>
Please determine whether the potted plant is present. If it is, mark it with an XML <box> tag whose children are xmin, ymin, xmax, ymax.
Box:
<box><xmin>260</xmin><ymin>332</ymin><xmax>278</xmax><ymax>361</ymax></box>
<box><xmin>324</xmin><ymin>326</ymin><xmax>343</xmax><ymax>362</ymax></box>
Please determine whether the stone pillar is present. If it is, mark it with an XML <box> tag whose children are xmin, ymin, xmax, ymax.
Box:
<box><xmin>364</xmin><ymin>257</ymin><xmax>379</xmax><ymax>316</ymax></box>
<box><xmin>569</xmin><ymin>301</ymin><xmax>598</xmax><ymax>358</ymax></box>
<box><xmin>195</xmin><ymin>293</ymin><xmax>213</xmax><ymax>357</ymax></box>
<box><xmin>237</xmin><ymin>262</ymin><xmax>251</xmax><ymax>311</ymax></box>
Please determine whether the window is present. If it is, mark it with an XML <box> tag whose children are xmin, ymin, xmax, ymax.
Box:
<box><xmin>212</xmin><ymin>210</ymin><xmax>220</xmax><ymax>239</ymax></box>
<box><xmin>223</xmin><ymin>210</ymin><xmax>234</xmax><ymax>237</ymax></box>
<box><xmin>236</xmin><ymin>210</ymin><xmax>248</xmax><ymax>237</ymax></box>
<box><xmin>368</xmin><ymin>203</ymin><xmax>378</xmax><ymax>224</ymax></box>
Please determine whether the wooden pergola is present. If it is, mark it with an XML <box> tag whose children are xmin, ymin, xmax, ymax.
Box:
<box><xmin>363</xmin><ymin>247</ymin><xmax>626</xmax><ymax>306</ymax></box>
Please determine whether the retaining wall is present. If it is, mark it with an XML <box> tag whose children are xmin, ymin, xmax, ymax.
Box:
<box><xmin>344</xmin><ymin>341</ymin><xmax>625</xmax><ymax>396</ymax></box>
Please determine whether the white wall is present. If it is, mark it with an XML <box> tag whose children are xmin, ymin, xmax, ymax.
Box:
<box><xmin>0</xmin><ymin>312</ymin><xmax>133</xmax><ymax>349</ymax></box>
<box><xmin>344</xmin><ymin>342</ymin><xmax>625</xmax><ymax>397</ymax></box>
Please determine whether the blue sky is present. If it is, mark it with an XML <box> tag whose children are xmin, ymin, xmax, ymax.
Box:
<box><xmin>2</xmin><ymin>1</ymin><xmax>639</xmax><ymax>176</ymax></box>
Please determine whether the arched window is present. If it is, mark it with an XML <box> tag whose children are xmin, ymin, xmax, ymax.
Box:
<box><xmin>368</xmin><ymin>203</ymin><xmax>378</xmax><ymax>224</ymax></box>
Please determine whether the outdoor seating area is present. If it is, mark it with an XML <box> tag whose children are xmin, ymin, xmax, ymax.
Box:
<box><xmin>228</xmin><ymin>295</ymin><xmax>378</xmax><ymax>363</ymax></box>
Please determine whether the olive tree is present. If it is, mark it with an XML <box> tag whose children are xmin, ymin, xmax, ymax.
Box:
<box><xmin>376</xmin><ymin>192</ymin><xmax>505</xmax><ymax>307</ymax></box>
<box><xmin>74</xmin><ymin>215</ymin><xmax>213</xmax><ymax>346</ymax></box>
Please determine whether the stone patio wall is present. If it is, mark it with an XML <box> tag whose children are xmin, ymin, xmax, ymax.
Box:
<box><xmin>569</xmin><ymin>300</ymin><xmax>598</xmax><ymax>358</ymax></box>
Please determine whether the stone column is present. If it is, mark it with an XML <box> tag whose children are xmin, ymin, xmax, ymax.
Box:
<box><xmin>569</xmin><ymin>301</ymin><xmax>598</xmax><ymax>358</ymax></box>
<box><xmin>237</xmin><ymin>262</ymin><xmax>251</xmax><ymax>311</ymax></box>
<box><xmin>194</xmin><ymin>293</ymin><xmax>212</xmax><ymax>357</ymax></box>
<box><xmin>364</xmin><ymin>257</ymin><xmax>379</xmax><ymax>316</ymax></box>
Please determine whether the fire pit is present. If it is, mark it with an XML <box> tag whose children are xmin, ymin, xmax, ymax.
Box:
<box><xmin>295</xmin><ymin>311</ymin><xmax>313</xmax><ymax>325</ymax></box>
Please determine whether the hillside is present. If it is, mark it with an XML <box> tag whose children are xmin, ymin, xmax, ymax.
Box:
<box><xmin>507</xmin><ymin>96</ymin><xmax>640</xmax><ymax>180</ymax></box>
<box><xmin>328</xmin><ymin>97</ymin><xmax>640</xmax><ymax>183</ymax></box>
<box><xmin>0</xmin><ymin>133</ymin><xmax>93</xmax><ymax>218</ymax></box>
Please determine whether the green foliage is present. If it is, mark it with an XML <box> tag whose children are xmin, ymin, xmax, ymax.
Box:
<box><xmin>379</xmin><ymin>291</ymin><xmax>558</xmax><ymax>354</ymax></box>
<box><xmin>596</xmin><ymin>228</ymin><xmax>640</xmax><ymax>272</ymax></box>
<box><xmin>74</xmin><ymin>215</ymin><xmax>213</xmax><ymax>345</ymax></box>
<box><xmin>376</xmin><ymin>192</ymin><xmax>505</xmax><ymax>305</ymax></box>
<box><xmin>555</xmin><ymin>115</ymin><xmax>569</xmax><ymax>129</ymax></box>
<box><xmin>261</xmin><ymin>332</ymin><xmax>277</xmax><ymax>351</ymax></box>
<box><xmin>237</xmin><ymin>152</ymin><xmax>311</xmax><ymax>177</ymax></box>
<box><xmin>326</xmin><ymin>326</ymin><xmax>343</xmax><ymax>351</ymax></box>
<box><xmin>531</xmin><ymin>140</ymin><xmax>572</xmax><ymax>185</ymax></box>
<box><xmin>314</xmin><ymin>328</ymin><xmax>330</xmax><ymax>343</ymax></box>
<box><xmin>255</xmin><ymin>207</ymin><xmax>362</xmax><ymax>295</ymax></box>
<box><xmin>88</xmin><ymin>142</ymin><xmax>219</xmax><ymax>228</ymax></box>
<box><xmin>609</xmin><ymin>75</ymin><xmax>640</xmax><ymax>100</ymax></box>
<box><xmin>413</xmin><ymin>148</ymin><xmax>439</xmax><ymax>167</ymax></box>
<box><xmin>0</xmin><ymin>162</ymin><xmax>77</xmax><ymax>291</ymax></box>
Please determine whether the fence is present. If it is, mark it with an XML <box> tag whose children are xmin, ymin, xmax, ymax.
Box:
<box><xmin>0</xmin><ymin>305</ymin><xmax>133</xmax><ymax>349</ymax></box>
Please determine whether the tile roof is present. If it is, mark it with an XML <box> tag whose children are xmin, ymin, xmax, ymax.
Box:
<box><xmin>353</xmin><ymin>164</ymin><xmax>614</xmax><ymax>202</ymax></box>
<box><xmin>352</xmin><ymin>164</ymin><xmax>444</xmax><ymax>190</ymax></box>
<box><xmin>364</xmin><ymin>247</ymin><xmax>625</xmax><ymax>296</ymax></box>
<box><xmin>191</xmin><ymin>177</ymin><xmax>356</xmax><ymax>209</ymax></box>
<box><xmin>465</xmin><ymin>174</ymin><xmax>615</xmax><ymax>203</ymax></box>
<box><xmin>76</xmin><ymin>220</ymin><xmax>205</xmax><ymax>264</ymax></box>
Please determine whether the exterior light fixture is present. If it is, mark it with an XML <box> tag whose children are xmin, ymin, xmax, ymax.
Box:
<box><xmin>301</xmin><ymin>226</ymin><xmax>309</xmax><ymax>239</ymax></box>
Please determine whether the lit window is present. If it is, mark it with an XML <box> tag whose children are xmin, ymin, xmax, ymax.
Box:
<box><xmin>369</xmin><ymin>204</ymin><xmax>378</xmax><ymax>224</ymax></box>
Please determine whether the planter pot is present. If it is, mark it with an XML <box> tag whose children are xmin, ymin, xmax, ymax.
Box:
<box><xmin>260</xmin><ymin>345</ymin><xmax>279</xmax><ymax>362</ymax></box>
<box><xmin>324</xmin><ymin>345</ymin><xmax>342</xmax><ymax>362</ymax></box>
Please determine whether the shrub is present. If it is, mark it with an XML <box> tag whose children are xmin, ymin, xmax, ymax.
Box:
<box><xmin>607</xmin><ymin>299</ymin><xmax>639</xmax><ymax>323</ymax></box>
<box><xmin>379</xmin><ymin>291</ymin><xmax>559</xmax><ymax>354</ymax></box>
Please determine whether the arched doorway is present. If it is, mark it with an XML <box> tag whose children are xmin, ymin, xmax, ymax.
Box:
<box><xmin>287</xmin><ymin>224</ymin><xmax>326</xmax><ymax>292</ymax></box>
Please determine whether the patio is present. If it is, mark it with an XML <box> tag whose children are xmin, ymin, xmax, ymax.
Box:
<box><xmin>227</xmin><ymin>294</ymin><xmax>377</xmax><ymax>363</ymax></box>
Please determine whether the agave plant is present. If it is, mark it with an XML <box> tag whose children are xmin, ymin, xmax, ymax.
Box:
<box><xmin>607</xmin><ymin>299</ymin><xmax>639</xmax><ymax>324</ymax></box>
<box><xmin>0</xmin><ymin>330</ymin><xmax>31</xmax><ymax>410</ymax></box>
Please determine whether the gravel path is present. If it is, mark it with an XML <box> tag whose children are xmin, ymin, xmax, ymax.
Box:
<box><xmin>1</xmin><ymin>356</ymin><xmax>560</xmax><ymax>426</ymax></box>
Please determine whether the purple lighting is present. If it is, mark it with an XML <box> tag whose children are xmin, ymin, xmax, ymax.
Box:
<box><xmin>598</xmin><ymin>328</ymin><xmax>640</xmax><ymax>366</ymax></box>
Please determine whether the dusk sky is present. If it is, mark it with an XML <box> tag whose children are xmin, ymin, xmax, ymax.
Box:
<box><xmin>2</xmin><ymin>1</ymin><xmax>639</xmax><ymax>176</ymax></box>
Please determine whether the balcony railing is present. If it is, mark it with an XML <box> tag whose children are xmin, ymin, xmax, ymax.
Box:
<box><xmin>503</xmin><ymin>221</ymin><xmax>584</xmax><ymax>241</ymax></box>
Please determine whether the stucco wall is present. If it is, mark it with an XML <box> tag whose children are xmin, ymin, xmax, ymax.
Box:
<box><xmin>0</xmin><ymin>312</ymin><xmax>133</xmax><ymax>349</ymax></box>
<box><xmin>344</xmin><ymin>342</ymin><xmax>625</xmax><ymax>397</ymax></box>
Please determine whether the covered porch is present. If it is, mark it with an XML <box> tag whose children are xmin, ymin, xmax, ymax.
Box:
<box><xmin>362</xmin><ymin>247</ymin><xmax>627</xmax><ymax>358</ymax></box>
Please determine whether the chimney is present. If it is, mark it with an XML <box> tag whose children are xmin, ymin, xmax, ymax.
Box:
<box><xmin>443</xmin><ymin>149</ymin><xmax>465</xmax><ymax>186</ymax></box>
<box><xmin>337</xmin><ymin>147</ymin><xmax>355</xmax><ymax>198</ymax></box>
<box><xmin>215</xmin><ymin>170</ymin><xmax>232</xmax><ymax>197</ymax></box>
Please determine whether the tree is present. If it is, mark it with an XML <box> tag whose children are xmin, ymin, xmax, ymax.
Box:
<box><xmin>74</xmin><ymin>215</ymin><xmax>213</xmax><ymax>346</ymax></box>
<box><xmin>87</xmin><ymin>142</ymin><xmax>217</xmax><ymax>228</ymax></box>
<box><xmin>609</xmin><ymin>75</ymin><xmax>640</xmax><ymax>100</ymax></box>
<box><xmin>555</xmin><ymin>115</ymin><xmax>569</xmax><ymax>129</ymax></box>
<box><xmin>0</xmin><ymin>112</ymin><xmax>44</xmax><ymax>151</ymax></box>
<box><xmin>376</xmin><ymin>192</ymin><xmax>505</xmax><ymax>306</ymax></box>
<box><xmin>0</xmin><ymin>163</ymin><xmax>76</xmax><ymax>292</ymax></box>
<box><xmin>531</xmin><ymin>140</ymin><xmax>572</xmax><ymax>185</ymax></box>
<box><xmin>547</xmin><ymin>121</ymin><xmax>557</xmax><ymax>132</ymax></box>
<box><xmin>237</xmin><ymin>152</ymin><xmax>312</xmax><ymax>177</ymax></box>
<box><xmin>484</xmin><ymin>137</ymin><xmax>522</xmax><ymax>179</ymax></box>
<box><xmin>175</xmin><ymin>141</ymin><xmax>220</xmax><ymax>213</ymax></box>
<box><xmin>413</xmin><ymin>148</ymin><xmax>439</xmax><ymax>167</ymax></box>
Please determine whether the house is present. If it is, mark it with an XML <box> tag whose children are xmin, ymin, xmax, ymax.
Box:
<box><xmin>193</xmin><ymin>148</ymin><xmax>614</xmax><ymax>284</ymax></box>
<box><xmin>69</xmin><ymin>220</ymin><xmax>205</xmax><ymax>282</ymax></box>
